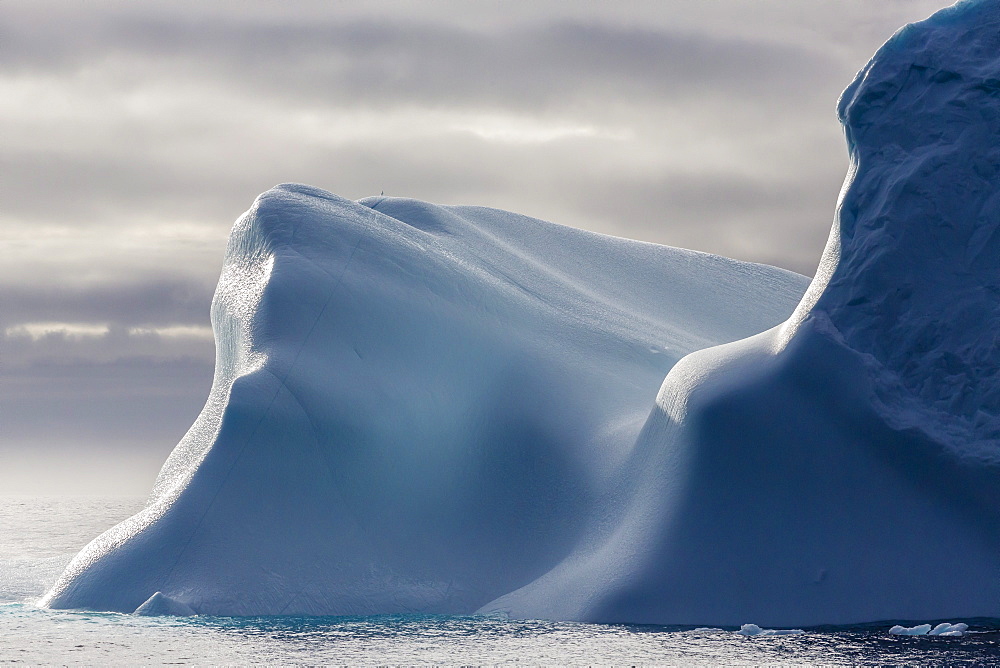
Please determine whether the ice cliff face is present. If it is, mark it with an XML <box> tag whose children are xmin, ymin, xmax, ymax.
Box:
<box><xmin>42</xmin><ymin>0</ymin><xmax>1000</xmax><ymax>626</ymax></box>
<box><xmin>818</xmin><ymin>1</ymin><xmax>1000</xmax><ymax>454</ymax></box>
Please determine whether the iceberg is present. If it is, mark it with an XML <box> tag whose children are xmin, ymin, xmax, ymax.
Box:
<box><xmin>889</xmin><ymin>624</ymin><xmax>934</xmax><ymax>636</ymax></box>
<box><xmin>42</xmin><ymin>0</ymin><xmax>1000</xmax><ymax>626</ymax></box>
<box><xmin>929</xmin><ymin>622</ymin><xmax>969</xmax><ymax>637</ymax></box>
<box><xmin>40</xmin><ymin>187</ymin><xmax>805</xmax><ymax>617</ymax></box>
<box><xmin>889</xmin><ymin>622</ymin><xmax>968</xmax><ymax>636</ymax></box>
<box><xmin>736</xmin><ymin>624</ymin><xmax>804</xmax><ymax>637</ymax></box>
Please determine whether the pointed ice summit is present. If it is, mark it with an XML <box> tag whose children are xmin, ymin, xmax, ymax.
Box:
<box><xmin>43</xmin><ymin>0</ymin><xmax>1000</xmax><ymax>626</ymax></box>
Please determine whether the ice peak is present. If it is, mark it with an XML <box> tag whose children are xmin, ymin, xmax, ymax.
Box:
<box><xmin>800</xmin><ymin>0</ymin><xmax>1000</xmax><ymax>450</ymax></box>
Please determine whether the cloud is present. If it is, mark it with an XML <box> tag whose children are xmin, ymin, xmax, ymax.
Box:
<box><xmin>0</xmin><ymin>279</ymin><xmax>214</xmax><ymax>331</ymax></box>
<box><xmin>3</xmin><ymin>11</ymin><xmax>840</xmax><ymax>109</ymax></box>
<box><xmin>1</xmin><ymin>355</ymin><xmax>214</xmax><ymax>496</ymax></box>
<box><xmin>557</xmin><ymin>168</ymin><xmax>843</xmax><ymax>276</ymax></box>
<box><xmin>0</xmin><ymin>0</ymin><xmax>955</xmax><ymax>493</ymax></box>
<box><xmin>0</xmin><ymin>1</ymin><xmax>939</xmax><ymax>259</ymax></box>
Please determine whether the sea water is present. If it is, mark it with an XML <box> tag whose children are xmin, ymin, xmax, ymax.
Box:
<box><xmin>2</xmin><ymin>497</ymin><xmax>999</xmax><ymax>665</ymax></box>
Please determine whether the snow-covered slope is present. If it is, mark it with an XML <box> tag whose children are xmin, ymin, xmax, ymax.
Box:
<box><xmin>41</xmin><ymin>185</ymin><xmax>805</xmax><ymax>616</ymax></box>
<box><xmin>485</xmin><ymin>0</ymin><xmax>1000</xmax><ymax>627</ymax></box>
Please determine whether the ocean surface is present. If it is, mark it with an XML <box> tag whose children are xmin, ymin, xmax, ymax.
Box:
<box><xmin>3</xmin><ymin>497</ymin><xmax>1000</xmax><ymax>665</ymax></box>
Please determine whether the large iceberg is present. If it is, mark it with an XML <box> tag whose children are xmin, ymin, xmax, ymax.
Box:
<box><xmin>40</xmin><ymin>186</ymin><xmax>805</xmax><ymax>617</ymax></box>
<box><xmin>43</xmin><ymin>0</ymin><xmax>1000</xmax><ymax>626</ymax></box>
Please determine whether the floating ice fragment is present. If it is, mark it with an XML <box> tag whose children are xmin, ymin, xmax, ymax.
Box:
<box><xmin>930</xmin><ymin>622</ymin><xmax>968</xmax><ymax>636</ymax></box>
<box><xmin>737</xmin><ymin>623</ymin><xmax>804</xmax><ymax>636</ymax></box>
<box><xmin>737</xmin><ymin>624</ymin><xmax>763</xmax><ymax>636</ymax></box>
<box><xmin>889</xmin><ymin>624</ymin><xmax>932</xmax><ymax>635</ymax></box>
<box><xmin>888</xmin><ymin>622</ymin><xmax>966</xmax><ymax>636</ymax></box>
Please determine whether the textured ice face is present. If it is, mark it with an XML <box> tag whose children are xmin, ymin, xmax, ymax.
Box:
<box><xmin>814</xmin><ymin>0</ymin><xmax>1000</xmax><ymax>454</ymax></box>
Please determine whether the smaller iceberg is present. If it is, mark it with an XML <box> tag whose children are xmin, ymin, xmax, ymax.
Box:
<box><xmin>889</xmin><ymin>622</ymin><xmax>968</xmax><ymax>636</ymax></box>
<box><xmin>889</xmin><ymin>623</ymin><xmax>933</xmax><ymax>636</ymax></box>
<box><xmin>737</xmin><ymin>623</ymin><xmax>804</xmax><ymax>636</ymax></box>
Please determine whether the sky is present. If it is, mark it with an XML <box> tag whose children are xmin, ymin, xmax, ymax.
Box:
<box><xmin>1</xmin><ymin>0</ymin><xmax>952</xmax><ymax>496</ymax></box>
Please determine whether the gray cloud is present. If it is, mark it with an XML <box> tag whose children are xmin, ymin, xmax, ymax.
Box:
<box><xmin>575</xmin><ymin>173</ymin><xmax>840</xmax><ymax>277</ymax></box>
<box><xmin>0</xmin><ymin>150</ymin><xmax>265</xmax><ymax>225</ymax></box>
<box><xmin>0</xmin><ymin>279</ymin><xmax>214</xmax><ymax>331</ymax></box>
<box><xmin>3</xmin><ymin>12</ymin><xmax>839</xmax><ymax>111</ymax></box>
<box><xmin>1</xmin><ymin>356</ymin><xmax>213</xmax><ymax>495</ymax></box>
<box><xmin>0</xmin><ymin>0</ymin><xmax>955</xmax><ymax>493</ymax></box>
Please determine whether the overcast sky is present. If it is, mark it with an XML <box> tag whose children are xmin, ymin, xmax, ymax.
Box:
<box><xmin>1</xmin><ymin>0</ymin><xmax>952</xmax><ymax>495</ymax></box>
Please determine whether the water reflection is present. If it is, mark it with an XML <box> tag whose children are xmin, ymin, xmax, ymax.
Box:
<box><xmin>180</xmin><ymin>613</ymin><xmax>1000</xmax><ymax>665</ymax></box>
<box><xmin>5</xmin><ymin>497</ymin><xmax>1000</xmax><ymax>666</ymax></box>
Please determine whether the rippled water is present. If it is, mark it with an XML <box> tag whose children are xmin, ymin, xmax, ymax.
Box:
<box><xmin>3</xmin><ymin>497</ymin><xmax>1000</xmax><ymax>665</ymax></box>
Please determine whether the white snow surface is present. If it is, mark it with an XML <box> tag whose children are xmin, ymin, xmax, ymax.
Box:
<box><xmin>41</xmin><ymin>0</ymin><xmax>1000</xmax><ymax>626</ymax></box>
